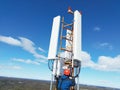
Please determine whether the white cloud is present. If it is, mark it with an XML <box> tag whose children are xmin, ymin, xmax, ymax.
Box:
<box><xmin>98</xmin><ymin>80</ymin><xmax>111</xmax><ymax>84</ymax></box>
<box><xmin>0</xmin><ymin>65</ymin><xmax>22</xmax><ymax>70</ymax></box>
<box><xmin>81</xmin><ymin>51</ymin><xmax>96</xmax><ymax>68</ymax></box>
<box><xmin>94</xmin><ymin>42</ymin><xmax>113</xmax><ymax>50</ymax></box>
<box><xmin>33</xmin><ymin>53</ymin><xmax>47</xmax><ymax>60</ymax></box>
<box><xmin>37</xmin><ymin>59</ymin><xmax>48</xmax><ymax>64</ymax></box>
<box><xmin>93</xmin><ymin>27</ymin><xmax>101</xmax><ymax>31</ymax></box>
<box><xmin>0</xmin><ymin>35</ymin><xmax>47</xmax><ymax>61</ymax></box>
<box><xmin>99</xmin><ymin>43</ymin><xmax>109</xmax><ymax>46</ymax></box>
<box><xmin>19</xmin><ymin>37</ymin><xmax>36</xmax><ymax>55</ymax></box>
<box><xmin>81</xmin><ymin>51</ymin><xmax>120</xmax><ymax>72</ymax></box>
<box><xmin>38</xmin><ymin>47</ymin><xmax>46</xmax><ymax>53</ymax></box>
<box><xmin>13</xmin><ymin>58</ymin><xmax>40</xmax><ymax>65</ymax></box>
<box><xmin>0</xmin><ymin>35</ymin><xmax>21</xmax><ymax>46</ymax></box>
<box><xmin>96</xmin><ymin>55</ymin><xmax>120</xmax><ymax>71</ymax></box>
<box><xmin>99</xmin><ymin>43</ymin><xmax>113</xmax><ymax>50</ymax></box>
<box><xmin>19</xmin><ymin>37</ymin><xmax>47</xmax><ymax>60</ymax></box>
<box><xmin>12</xmin><ymin>66</ymin><xmax>22</xmax><ymax>70</ymax></box>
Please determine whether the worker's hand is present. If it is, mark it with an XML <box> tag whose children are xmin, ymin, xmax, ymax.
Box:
<box><xmin>69</xmin><ymin>76</ymin><xmax>75</xmax><ymax>79</ymax></box>
<box><xmin>69</xmin><ymin>76</ymin><xmax>72</xmax><ymax>79</ymax></box>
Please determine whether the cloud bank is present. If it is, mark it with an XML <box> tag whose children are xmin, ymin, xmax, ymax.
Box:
<box><xmin>0</xmin><ymin>35</ymin><xmax>47</xmax><ymax>60</ymax></box>
<box><xmin>0</xmin><ymin>35</ymin><xmax>120</xmax><ymax>72</ymax></box>
<box><xmin>0</xmin><ymin>65</ymin><xmax>22</xmax><ymax>70</ymax></box>
<box><xmin>13</xmin><ymin>58</ymin><xmax>40</xmax><ymax>65</ymax></box>
<box><xmin>94</xmin><ymin>42</ymin><xmax>113</xmax><ymax>50</ymax></box>
<box><xmin>81</xmin><ymin>51</ymin><xmax>120</xmax><ymax>72</ymax></box>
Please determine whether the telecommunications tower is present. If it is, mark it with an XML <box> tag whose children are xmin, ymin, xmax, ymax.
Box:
<box><xmin>48</xmin><ymin>7</ymin><xmax>82</xmax><ymax>90</ymax></box>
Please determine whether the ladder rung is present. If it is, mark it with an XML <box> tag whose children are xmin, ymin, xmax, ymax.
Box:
<box><xmin>62</xmin><ymin>36</ymin><xmax>72</xmax><ymax>41</ymax></box>
<box><xmin>64</xmin><ymin>23</ymin><xmax>73</xmax><ymax>27</ymax></box>
<box><xmin>61</xmin><ymin>48</ymin><xmax>72</xmax><ymax>52</ymax></box>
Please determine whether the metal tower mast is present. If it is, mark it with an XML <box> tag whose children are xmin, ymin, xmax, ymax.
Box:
<box><xmin>48</xmin><ymin>7</ymin><xmax>82</xmax><ymax>90</ymax></box>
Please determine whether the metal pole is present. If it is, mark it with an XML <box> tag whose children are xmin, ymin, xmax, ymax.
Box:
<box><xmin>50</xmin><ymin>74</ymin><xmax>54</xmax><ymax>90</ymax></box>
<box><xmin>77</xmin><ymin>76</ymin><xmax>79</xmax><ymax>90</ymax></box>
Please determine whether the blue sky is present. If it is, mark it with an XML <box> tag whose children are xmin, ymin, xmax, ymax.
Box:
<box><xmin>0</xmin><ymin>0</ymin><xmax>120</xmax><ymax>89</ymax></box>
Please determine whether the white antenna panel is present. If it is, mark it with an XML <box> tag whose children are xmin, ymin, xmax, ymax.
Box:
<box><xmin>48</xmin><ymin>16</ymin><xmax>61</xmax><ymax>60</ymax></box>
<box><xmin>73</xmin><ymin>10</ymin><xmax>82</xmax><ymax>61</ymax></box>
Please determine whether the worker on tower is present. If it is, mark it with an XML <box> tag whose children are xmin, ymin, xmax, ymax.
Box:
<box><xmin>57</xmin><ymin>69</ymin><xmax>75</xmax><ymax>90</ymax></box>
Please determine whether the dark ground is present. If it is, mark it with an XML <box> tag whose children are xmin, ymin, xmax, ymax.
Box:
<box><xmin>0</xmin><ymin>76</ymin><xmax>119</xmax><ymax>90</ymax></box>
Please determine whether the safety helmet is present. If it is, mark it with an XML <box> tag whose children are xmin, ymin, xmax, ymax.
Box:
<box><xmin>64</xmin><ymin>69</ymin><xmax>70</xmax><ymax>76</ymax></box>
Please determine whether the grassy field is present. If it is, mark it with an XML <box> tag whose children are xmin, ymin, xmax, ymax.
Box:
<box><xmin>0</xmin><ymin>76</ymin><xmax>119</xmax><ymax>90</ymax></box>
